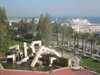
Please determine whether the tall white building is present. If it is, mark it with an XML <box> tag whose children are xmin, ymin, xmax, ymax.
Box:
<box><xmin>67</xmin><ymin>18</ymin><xmax>92</xmax><ymax>26</ymax></box>
<box><xmin>66</xmin><ymin>18</ymin><xmax>100</xmax><ymax>33</ymax></box>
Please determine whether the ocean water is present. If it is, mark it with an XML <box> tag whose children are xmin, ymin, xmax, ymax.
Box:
<box><xmin>31</xmin><ymin>16</ymin><xmax>100</xmax><ymax>24</ymax></box>
<box><xmin>9</xmin><ymin>16</ymin><xmax>100</xmax><ymax>24</ymax></box>
<box><xmin>50</xmin><ymin>17</ymin><xmax>100</xmax><ymax>24</ymax></box>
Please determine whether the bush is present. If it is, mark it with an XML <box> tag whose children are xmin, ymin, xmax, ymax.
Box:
<box><xmin>22</xmin><ymin>38</ymin><xmax>26</xmax><ymax>42</ymax></box>
<box><xmin>58</xmin><ymin>41</ymin><xmax>61</xmax><ymax>45</ymax></box>
<box><xmin>24</xmin><ymin>34</ymin><xmax>33</xmax><ymax>39</ymax></box>
<box><xmin>49</xmin><ymin>42</ymin><xmax>55</xmax><ymax>47</ymax></box>
<box><xmin>15</xmin><ymin>37</ymin><xmax>23</xmax><ymax>41</ymax></box>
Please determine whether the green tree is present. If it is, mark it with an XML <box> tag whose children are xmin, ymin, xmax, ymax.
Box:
<box><xmin>0</xmin><ymin>7</ymin><xmax>7</xmax><ymax>51</ymax></box>
<box><xmin>53</xmin><ymin>26</ymin><xmax>60</xmax><ymax>46</ymax></box>
<box><xmin>88</xmin><ymin>35</ymin><xmax>97</xmax><ymax>57</ymax></box>
<box><xmin>84</xmin><ymin>33</ymin><xmax>90</xmax><ymax>53</ymax></box>
<box><xmin>72</xmin><ymin>32</ymin><xmax>77</xmax><ymax>52</ymax></box>
<box><xmin>61</xmin><ymin>17</ymin><xmax>67</xmax><ymax>55</ymax></box>
<box><xmin>18</xmin><ymin>19</ymin><xmax>31</xmax><ymax>37</ymax></box>
<box><xmin>24</xmin><ymin>17</ymin><xmax>28</xmax><ymax>22</ymax></box>
<box><xmin>61</xmin><ymin>17</ymin><xmax>67</xmax><ymax>46</ymax></box>
<box><xmin>42</xmin><ymin>12</ymin><xmax>52</xmax><ymax>47</ymax></box>
<box><xmin>68</xmin><ymin>29</ymin><xmax>74</xmax><ymax>48</ymax></box>
<box><xmin>18</xmin><ymin>19</ymin><xmax>24</xmax><ymax>37</ymax></box>
<box><xmin>66</xmin><ymin>29</ymin><xmax>70</xmax><ymax>49</ymax></box>
<box><xmin>37</xmin><ymin>14</ymin><xmax>44</xmax><ymax>40</ymax></box>
<box><xmin>24</xmin><ymin>34</ymin><xmax>33</xmax><ymax>39</ymax></box>
<box><xmin>5</xmin><ymin>25</ymin><xmax>15</xmax><ymax>50</ymax></box>
<box><xmin>31</xmin><ymin>17</ymin><xmax>37</xmax><ymax>38</ymax></box>
<box><xmin>80</xmin><ymin>33</ymin><xmax>85</xmax><ymax>54</ymax></box>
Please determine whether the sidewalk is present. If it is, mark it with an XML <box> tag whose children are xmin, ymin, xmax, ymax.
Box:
<box><xmin>0</xmin><ymin>63</ymin><xmax>4</xmax><ymax>69</ymax></box>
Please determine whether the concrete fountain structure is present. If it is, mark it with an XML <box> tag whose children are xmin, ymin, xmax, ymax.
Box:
<box><xmin>0</xmin><ymin>40</ymin><xmax>72</xmax><ymax>69</ymax></box>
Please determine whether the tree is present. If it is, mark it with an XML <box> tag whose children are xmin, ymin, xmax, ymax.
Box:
<box><xmin>0</xmin><ymin>7</ymin><xmax>2</xmax><ymax>51</ymax></box>
<box><xmin>18</xmin><ymin>19</ymin><xmax>24</xmax><ymax>37</ymax></box>
<box><xmin>37</xmin><ymin>14</ymin><xmax>44</xmax><ymax>40</ymax></box>
<box><xmin>42</xmin><ymin>12</ymin><xmax>52</xmax><ymax>47</ymax></box>
<box><xmin>72</xmin><ymin>32</ymin><xmax>77</xmax><ymax>52</ymax></box>
<box><xmin>80</xmin><ymin>33</ymin><xmax>85</xmax><ymax>54</ymax></box>
<box><xmin>61</xmin><ymin>17</ymin><xmax>67</xmax><ymax>46</ymax></box>
<box><xmin>60</xmin><ymin>17</ymin><xmax>67</xmax><ymax>55</ymax></box>
<box><xmin>68</xmin><ymin>29</ymin><xmax>74</xmax><ymax>48</ymax></box>
<box><xmin>24</xmin><ymin>17</ymin><xmax>28</xmax><ymax>22</ymax></box>
<box><xmin>0</xmin><ymin>7</ymin><xmax>7</xmax><ymax>51</ymax></box>
<box><xmin>31</xmin><ymin>17</ymin><xmax>37</xmax><ymax>38</ymax></box>
<box><xmin>84</xmin><ymin>33</ymin><xmax>90</xmax><ymax>53</ymax></box>
<box><xmin>5</xmin><ymin>25</ymin><xmax>15</xmax><ymax>50</ymax></box>
<box><xmin>88</xmin><ymin>35</ymin><xmax>97</xmax><ymax>57</ymax></box>
<box><xmin>53</xmin><ymin>26</ymin><xmax>60</xmax><ymax>46</ymax></box>
<box><xmin>66</xmin><ymin>29</ymin><xmax>70</xmax><ymax>49</ymax></box>
<box><xmin>18</xmin><ymin>19</ymin><xmax>31</xmax><ymax>37</ymax></box>
<box><xmin>24</xmin><ymin>34</ymin><xmax>33</xmax><ymax>39</ymax></box>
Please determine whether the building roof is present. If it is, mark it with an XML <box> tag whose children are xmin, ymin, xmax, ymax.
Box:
<box><xmin>52</xmin><ymin>22</ymin><xmax>61</xmax><ymax>29</ymax></box>
<box><xmin>11</xmin><ymin>23</ymin><xmax>19</xmax><ymax>27</ymax></box>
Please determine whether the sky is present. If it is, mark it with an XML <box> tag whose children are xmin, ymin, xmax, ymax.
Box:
<box><xmin>0</xmin><ymin>0</ymin><xmax>100</xmax><ymax>17</ymax></box>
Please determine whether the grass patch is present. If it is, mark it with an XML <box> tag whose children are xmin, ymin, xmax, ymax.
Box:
<box><xmin>54</xmin><ymin>47</ymin><xmax>74</xmax><ymax>54</ymax></box>
<box><xmin>54</xmin><ymin>47</ymin><xmax>67</xmax><ymax>52</ymax></box>
<box><xmin>79</xmin><ymin>54</ymin><xmax>100</xmax><ymax>72</ymax></box>
<box><xmin>2</xmin><ymin>40</ymin><xmax>31</xmax><ymax>52</ymax></box>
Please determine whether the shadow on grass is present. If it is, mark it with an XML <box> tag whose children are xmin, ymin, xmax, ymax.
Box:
<box><xmin>81</xmin><ymin>56</ymin><xmax>90</xmax><ymax>59</ymax></box>
<box><xmin>11</xmin><ymin>37</ymin><xmax>33</xmax><ymax>43</ymax></box>
<box><xmin>93</xmin><ymin>60</ymin><xmax>100</xmax><ymax>63</ymax></box>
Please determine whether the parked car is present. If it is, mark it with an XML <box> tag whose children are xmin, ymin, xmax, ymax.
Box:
<box><xmin>87</xmin><ymin>49</ymin><xmax>91</xmax><ymax>52</ymax></box>
<box><xmin>79</xmin><ymin>47</ymin><xmax>83</xmax><ymax>49</ymax></box>
<box><xmin>75</xmin><ymin>45</ymin><xmax>82</xmax><ymax>49</ymax></box>
<box><xmin>70</xmin><ymin>44</ymin><xmax>74</xmax><ymax>47</ymax></box>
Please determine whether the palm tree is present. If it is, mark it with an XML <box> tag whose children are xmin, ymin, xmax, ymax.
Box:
<box><xmin>66</xmin><ymin>29</ymin><xmax>70</xmax><ymax>49</ymax></box>
<box><xmin>53</xmin><ymin>26</ymin><xmax>60</xmax><ymax>46</ymax></box>
<box><xmin>72</xmin><ymin>32</ymin><xmax>77</xmax><ymax>52</ymax></box>
<box><xmin>60</xmin><ymin>17</ymin><xmax>67</xmax><ymax>55</ymax></box>
<box><xmin>68</xmin><ymin>29</ymin><xmax>74</xmax><ymax>49</ymax></box>
<box><xmin>76</xmin><ymin>32</ymin><xmax>81</xmax><ymax>50</ymax></box>
<box><xmin>84</xmin><ymin>33</ymin><xmax>90</xmax><ymax>53</ymax></box>
<box><xmin>80</xmin><ymin>33</ymin><xmax>85</xmax><ymax>54</ymax></box>
<box><xmin>88</xmin><ymin>35</ymin><xmax>97</xmax><ymax>57</ymax></box>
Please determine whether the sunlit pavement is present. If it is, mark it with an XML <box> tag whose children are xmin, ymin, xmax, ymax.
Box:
<box><xmin>0</xmin><ymin>68</ymin><xmax>94</xmax><ymax>75</ymax></box>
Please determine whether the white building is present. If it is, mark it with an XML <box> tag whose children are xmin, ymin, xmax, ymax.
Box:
<box><xmin>67</xmin><ymin>18</ymin><xmax>92</xmax><ymax>26</ymax></box>
<box><xmin>66</xmin><ymin>18</ymin><xmax>100</xmax><ymax>33</ymax></box>
<box><xmin>71</xmin><ymin>25</ymin><xmax>100</xmax><ymax>33</ymax></box>
<box><xmin>8</xmin><ymin>18</ymin><xmax>39</xmax><ymax>26</ymax></box>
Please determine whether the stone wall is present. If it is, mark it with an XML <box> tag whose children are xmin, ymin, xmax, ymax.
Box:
<box><xmin>53</xmin><ymin>57</ymin><xmax>68</xmax><ymax>67</ymax></box>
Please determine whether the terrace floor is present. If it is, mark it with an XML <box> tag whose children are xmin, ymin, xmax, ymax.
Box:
<box><xmin>0</xmin><ymin>68</ymin><xmax>94</xmax><ymax>75</ymax></box>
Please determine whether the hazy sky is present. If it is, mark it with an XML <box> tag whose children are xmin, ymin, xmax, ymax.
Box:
<box><xmin>0</xmin><ymin>0</ymin><xmax>100</xmax><ymax>17</ymax></box>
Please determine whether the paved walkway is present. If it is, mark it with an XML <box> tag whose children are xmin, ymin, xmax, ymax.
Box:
<box><xmin>0</xmin><ymin>68</ymin><xmax>94</xmax><ymax>75</ymax></box>
<box><xmin>0</xmin><ymin>63</ymin><xmax>4</xmax><ymax>69</ymax></box>
<box><xmin>57</xmin><ymin>51</ymin><xmax>81</xmax><ymax>66</ymax></box>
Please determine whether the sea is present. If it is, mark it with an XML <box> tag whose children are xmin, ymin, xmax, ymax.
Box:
<box><xmin>30</xmin><ymin>16</ymin><xmax>100</xmax><ymax>24</ymax></box>
<box><xmin>8</xmin><ymin>16</ymin><xmax>100</xmax><ymax>24</ymax></box>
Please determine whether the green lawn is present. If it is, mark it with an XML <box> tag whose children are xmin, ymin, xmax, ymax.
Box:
<box><xmin>2</xmin><ymin>40</ymin><xmax>31</xmax><ymax>52</ymax></box>
<box><xmin>54</xmin><ymin>47</ymin><xmax>74</xmax><ymax>54</ymax></box>
<box><xmin>79</xmin><ymin>54</ymin><xmax>100</xmax><ymax>72</ymax></box>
